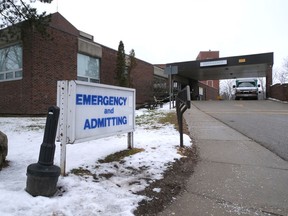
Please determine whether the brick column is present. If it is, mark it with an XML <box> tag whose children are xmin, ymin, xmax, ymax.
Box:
<box><xmin>266</xmin><ymin>65</ymin><xmax>273</xmax><ymax>98</ymax></box>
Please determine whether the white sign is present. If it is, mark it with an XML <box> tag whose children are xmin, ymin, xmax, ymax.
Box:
<box><xmin>200</xmin><ymin>59</ymin><xmax>227</xmax><ymax>67</ymax></box>
<box><xmin>57</xmin><ymin>80</ymin><xmax>135</xmax><ymax>144</ymax></box>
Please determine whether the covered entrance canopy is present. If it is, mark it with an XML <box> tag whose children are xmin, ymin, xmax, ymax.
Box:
<box><xmin>167</xmin><ymin>52</ymin><xmax>273</xmax><ymax>80</ymax></box>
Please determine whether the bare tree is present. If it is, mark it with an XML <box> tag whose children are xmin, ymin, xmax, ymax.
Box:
<box><xmin>220</xmin><ymin>79</ymin><xmax>235</xmax><ymax>100</ymax></box>
<box><xmin>272</xmin><ymin>67</ymin><xmax>280</xmax><ymax>84</ymax></box>
<box><xmin>273</xmin><ymin>58</ymin><xmax>288</xmax><ymax>84</ymax></box>
<box><xmin>280</xmin><ymin>57</ymin><xmax>288</xmax><ymax>84</ymax></box>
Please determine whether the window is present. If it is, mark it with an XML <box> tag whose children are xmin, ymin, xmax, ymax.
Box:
<box><xmin>238</xmin><ymin>82</ymin><xmax>256</xmax><ymax>87</ymax></box>
<box><xmin>153</xmin><ymin>76</ymin><xmax>168</xmax><ymax>98</ymax></box>
<box><xmin>0</xmin><ymin>44</ymin><xmax>23</xmax><ymax>82</ymax></box>
<box><xmin>207</xmin><ymin>80</ymin><xmax>213</xmax><ymax>87</ymax></box>
<box><xmin>77</xmin><ymin>53</ymin><xmax>100</xmax><ymax>83</ymax></box>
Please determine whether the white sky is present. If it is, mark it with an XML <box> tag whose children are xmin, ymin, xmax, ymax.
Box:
<box><xmin>36</xmin><ymin>0</ymin><xmax>288</xmax><ymax>69</ymax></box>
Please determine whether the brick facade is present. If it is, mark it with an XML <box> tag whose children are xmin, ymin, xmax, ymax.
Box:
<box><xmin>1</xmin><ymin>14</ymin><xmax>279</xmax><ymax>115</ymax></box>
<box><xmin>131</xmin><ymin>60</ymin><xmax>155</xmax><ymax>104</ymax></box>
<box><xmin>0</xmin><ymin>13</ymin><xmax>156</xmax><ymax>115</ymax></box>
<box><xmin>0</xmin><ymin>13</ymin><xmax>78</xmax><ymax>115</ymax></box>
<box><xmin>270</xmin><ymin>83</ymin><xmax>288</xmax><ymax>101</ymax></box>
<box><xmin>100</xmin><ymin>46</ymin><xmax>117</xmax><ymax>86</ymax></box>
<box><xmin>196</xmin><ymin>51</ymin><xmax>220</xmax><ymax>100</ymax></box>
<box><xmin>101</xmin><ymin>45</ymin><xmax>155</xmax><ymax>105</ymax></box>
<box><xmin>198</xmin><ymin>82</ymin><xmax>219</xmax><ymax>100</ymax></box>
<box><xmin>196</xmin><ymin>51</ymin><xmax>219</xmax><ymax>60</ymax></box>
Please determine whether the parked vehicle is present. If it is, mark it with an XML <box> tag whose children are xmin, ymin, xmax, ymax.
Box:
<box><xmin>233</xmin><ymin>78</ymin><xmax>260</xmax><ymax>100</ymax></box>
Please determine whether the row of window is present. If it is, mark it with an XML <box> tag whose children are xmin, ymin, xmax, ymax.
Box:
<box><xmin>0</xmin><ymin>69</ymin><xmax>22</xmax><ymax>81</ymax></box>
<box><xmin>0</xmin><ymin>44</ymin><xmax>23</xmax><ymax>82</ymax></box>
<box><xmin>0</xmin><ymin>44</ymin><xmax>100</xmax><ymax>83</ymax></box>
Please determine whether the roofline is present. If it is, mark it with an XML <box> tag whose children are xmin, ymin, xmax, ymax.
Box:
<box><xmin>167</xmin><ymin>52</ymin><xmax>274</xmax><ymax>65</ymax></box>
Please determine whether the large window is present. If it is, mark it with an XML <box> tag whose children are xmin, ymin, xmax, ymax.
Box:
<box><xmin>0</xmin><ymin>44</ymin><xmax>23</xmax><ymax>82</ymax></box>
<box><xmin>77</xmin><ymin>53</ymin><xmax>100</xmax><ymax>83</ymax></box>
<box><xmin>153</xmin><ymin>76</ymin><xmax>168</xmax><ymax>98</ymax></box>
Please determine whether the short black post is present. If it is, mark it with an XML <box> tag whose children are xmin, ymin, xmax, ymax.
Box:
<box><xmin>26</xmin><ymin>106</ymin><xmax>61</xmax><ymax>197</ymax></box>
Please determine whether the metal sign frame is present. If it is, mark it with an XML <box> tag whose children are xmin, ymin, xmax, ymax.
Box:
<box><xmin>57</xmin><ymin>80</ymin><xmax>136</xmax><ymax>175</ymax></box>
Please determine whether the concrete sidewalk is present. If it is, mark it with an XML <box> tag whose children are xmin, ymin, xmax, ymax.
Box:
<box><xmin>158</xmin><ymin>104</ymin><xmax>288</xmax><ymax>216</ymax></box>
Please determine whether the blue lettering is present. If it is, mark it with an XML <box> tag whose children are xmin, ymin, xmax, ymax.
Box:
<box><xmin>76</xmin><ymin>94</ymin><xmax>82</xmax><ymax>105</ymax></box>
<box><xmin>103</xmin><ymin>96</ymin><xmax>108</xmax><ymax>105</ymax></box>
<box><xmin>91</xmin><ymin>118</ymin><xmax>97</xmax><ymax>128</ymax></box>
<box><xmin>119</xmin><ymin>116</ymin><xmax>127</xmax><ymax>124</ymax></box>
<box><xmin>98</xmin><ymin>95</ymin><xmax>103</xmax><ymax>105</ymax></box>
<box><xmin>76</xmin><ymin>94</ymin><xmax>128</xmax><ymax>106</ymax></box>
<box><xmin>84</xmin><ymin>119</ymin><xmax>91</xmax><ymax>129</ymax></box>
<box><xmin>121</xmin><ymin>97</ymin><xmax>127</xmax><ymax>105</ymax></box>
<box><xmin>104</xmin><ymin>108</ymin><xmax>114</xmax><ymax>114</ymax></box>
<box><xmin>83</xmin><ymin>94</ymin><xmax>91</xmax><ymax>105</ymax></box>
<box><xmin>91</xmin><ymin>95</ymin><xmax>97</xmax><ymax>105</ymax></box>
<box><xmin>97</xmin><ymin>118</ymin><xmax>106</xmax><ymax>127</ymax></box>
<box><xmin>83</xmin><ymin>116</ymin><xmax>128</xmax><ymax>130</ymax></box>
<box><xmin>109</xmin><ymin>97</ymin><xmax>114</xmax><ymax>105</ymax></box>
<box><xmin>113</xmin><ymin>97</ymin><xmax>119</xmax><ymax>105</ymax></box>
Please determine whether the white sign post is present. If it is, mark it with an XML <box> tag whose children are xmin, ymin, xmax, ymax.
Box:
<box><xmin>57</xmin><ymin>80</ymin><xmax>136</xmax><ymax>176</ymax></box>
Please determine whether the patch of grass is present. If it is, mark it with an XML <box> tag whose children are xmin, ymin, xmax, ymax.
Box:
<box><xmin>136</xmin><ymin>110</ymin><xmax>166</xmax><ymax>127</ymax></box>
<box><xmin>70</xmin><ymin>167</ymin><xmax>93</xmax><ymax>176</ymax></box>
<box><xmin>177</xmin><ymin>146</ymin><xmax>193</xmax><ymax>156</ymax></box>
<box><xmin>159</xmin><ymin>112</ymin><xmax>190</xmax><ymax>135</ymax></box>
<box><xmin>159</xmin><ymin>112</ymin><xmax>177</xmax><ymax>125</ymax></box>
<box><xmin>99</xmin><ymin>148</ymin><xmax>144</xmax><ymax>163</ymax></box>
<box><xmin>26</xmin><ymin>124</ymin><xmax>45</xmax><ymax>130</ymax></box>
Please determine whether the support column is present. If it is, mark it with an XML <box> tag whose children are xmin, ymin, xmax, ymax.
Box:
<box><xmin>266</xmin><ymin>65</ymin><xmax>273</xmax><ymax>98</ymax></box>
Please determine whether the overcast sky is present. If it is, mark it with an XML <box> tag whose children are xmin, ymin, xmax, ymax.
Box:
<box><xmin>36</xmin><ymin>0</ymin><xmax>288</xmax><ymax>69</ymax></box>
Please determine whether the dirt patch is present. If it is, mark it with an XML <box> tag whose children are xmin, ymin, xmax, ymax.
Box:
<box><xmin>133</xmin><ymin>143</ymin><xmax>199</xmax><ymax>216</ymax></box>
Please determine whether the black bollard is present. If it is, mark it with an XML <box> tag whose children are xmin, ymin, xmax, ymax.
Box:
<box><xmin>26</xmin><ymin>106</ymin><xmax>61</xmax><ymax>197</ymax></box>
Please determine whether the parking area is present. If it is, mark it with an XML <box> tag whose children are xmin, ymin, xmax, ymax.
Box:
<box><xmin>192</xmin><ymin>100</ymin><xmax>288</xmax><ymax>161</ymax></box>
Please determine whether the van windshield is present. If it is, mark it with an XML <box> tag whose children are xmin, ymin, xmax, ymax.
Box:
<box><xmin>237</xmin><ymin>82</ymin><xmax>256</xmax><ymax>87</ymax></box>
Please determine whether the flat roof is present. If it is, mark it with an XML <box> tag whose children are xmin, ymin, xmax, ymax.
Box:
<box><xmin>166</xmin><ymin>52</ymin><xmax>273</xmax><ymax>80</ymax></box>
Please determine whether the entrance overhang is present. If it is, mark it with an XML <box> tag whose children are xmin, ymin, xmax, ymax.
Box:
<box><xmin>166</xmin><ymin>52</ymin><xmax>273</xmax><ymax>80</ymax></box>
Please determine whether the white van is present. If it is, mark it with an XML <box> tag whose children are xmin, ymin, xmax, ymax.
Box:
<box><xmin>233</xmin><ymin>78</ymin><xmax>260</xmax><ymax>100</ymax></box>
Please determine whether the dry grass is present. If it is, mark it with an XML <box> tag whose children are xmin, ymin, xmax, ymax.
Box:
<box><xmin>159</xmin><ymin>112</ymin><xmax>190</xmax><ymax>135</ymax></box>
<box><xmin>98</xmin><ymin>148</ymin><xmax>144</xmax><ymax>163</ymax></box>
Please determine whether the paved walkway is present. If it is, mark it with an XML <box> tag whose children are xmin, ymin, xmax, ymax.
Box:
<box><xmin>159</xmin><ymin>104</ymin><xmax>288</xmax><ymax>216</ymax></box>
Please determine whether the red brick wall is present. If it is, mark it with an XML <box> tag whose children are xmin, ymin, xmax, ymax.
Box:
<box><xmin>101</xmin><ymin>46</ymin><xmax>154</xmax><ymax>105</ymax></box>
<box><xmin>0</xmin><ymin>80</ymin><xmax>26</xmax><ymax>114</ymax></box>
<box><xmin>101</xmin><ymin>46</ymin><xmax>117</xmax><ymax>85</ymax></box>
<box><xmin>196</xmin><ymin>51</ymin><xmax>220</xmax><ymax>100</ymax></box>
<box><xmin>199</xmin><ymin>82</ymin><xmax>219</xmax><ymax>100</ymax></box>
<box><xmin>0</xmin><ymin>21</ymin><xmax>78</xmax><ymax>115</ymax></box>
<box><xmin>199</xmin><ymin>80</ymin><xmax>220</xmax><ymax>90</ymax></box>
<box><xmin>27</xmin><ymin>28</ymin><xmax>78</xmax><ymax>114</ymax></box>
<box><xmin>266</xmin><ymin>66</ymin><xmax>273</xmax><ymax>98</ymax></box>
<box><xmin>132</xmin><ymin>60</ymin><xmax>154</xmax><ymax>105</ymax></box>
<box><xmin>0</xmin><ymin>13</ymin><xmax>155</xmax><ymax>115</ymax></box>
<box><xmin>196</xmin><ymin>51</ymin><xmax>219</xmax><ymax>60</ymax></box>
<box><xmin>270</xmin><ymin>83</ymin><xmax>288</xmax><ymax>101</ymax></box>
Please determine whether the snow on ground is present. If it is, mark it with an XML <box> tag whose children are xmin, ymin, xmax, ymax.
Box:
<box><xmin>0</xmin><ymin>103</ymin><xmax>191</xmax><ymax>216</ymax></box>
